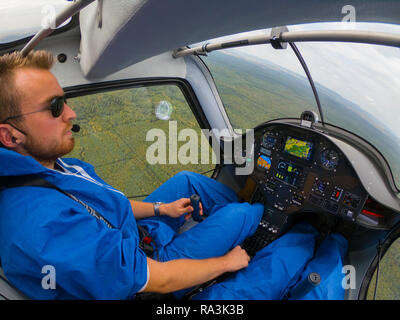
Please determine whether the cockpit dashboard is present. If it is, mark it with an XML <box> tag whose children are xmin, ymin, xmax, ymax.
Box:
<box><xmin>234</xmin><ymin>120</ymin><xmax>400</xmax><ymax>240</ymax></box>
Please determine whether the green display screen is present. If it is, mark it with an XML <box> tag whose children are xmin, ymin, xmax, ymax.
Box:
<box><xmin>283</xmin><ymin>136</ymin><xmax>313</xmax><ymax>160</ymax></box>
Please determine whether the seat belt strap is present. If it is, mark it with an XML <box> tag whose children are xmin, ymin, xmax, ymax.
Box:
<box><xmin>0</xmin><ymin>174</ymin><xmax>116</xmax><ymax>228</ymax></box>
<box><xmin>0</xmin><ymin>174</ymin><xmax>160</xmax><ymax>257</ymax></box>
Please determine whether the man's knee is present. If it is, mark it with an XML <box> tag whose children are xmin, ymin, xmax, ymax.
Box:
<box><xmin>171</xmin><ymin>170</ymin><xmax>198</xmax><ymax>182</ymax></box>
<box><xmin>221</xmin><ymin>202</ymin><xmax>264</xmax><ymax>228</ymax></box>
<box><xmin>174</xmin><ymin>170</ymin><xmax>192</xmax><ymax>178</ymax></box>
<box><xmin>171</xmin><ymin>170</ymin><xmax>215</xmax><ymax>189</ymax></box>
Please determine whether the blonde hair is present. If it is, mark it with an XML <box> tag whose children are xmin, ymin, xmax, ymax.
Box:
<box><xmin>0</xmin><ymin>50</ymin><xmax>54</xmax><ymax>123</ymax></box>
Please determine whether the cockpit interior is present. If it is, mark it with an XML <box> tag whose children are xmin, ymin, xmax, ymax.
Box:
<box><xmin>1</xmin><ymin>0</ymin><xmax>400</xmax><ymax>301</ymax></box>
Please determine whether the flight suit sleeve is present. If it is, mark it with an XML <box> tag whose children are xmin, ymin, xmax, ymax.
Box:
<box><xmin>0</xmin><ymin>188</ymin><xmax>148</xmax><ymax>300</ymax></box>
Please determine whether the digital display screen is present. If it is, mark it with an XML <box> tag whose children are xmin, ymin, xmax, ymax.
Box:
<box><xmin>283</xmin><ymin>136</ymin><xmax>313</xmax><ymax>160</ymax></box>
<box><xmin>259</xmin><ymin>147</ymin><xmax>271</xmax><ymax>156</ymax></box>
<box><xmin>257</xmin><ymin>155</ymin><xmax>271</xmax><ymax>170</ymax></box>
<box><xmin>275</xmin><ymin>160</ymin><xmax>302</xmax><ymax>186</ymax></box>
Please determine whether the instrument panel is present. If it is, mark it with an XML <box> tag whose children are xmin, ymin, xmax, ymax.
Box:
<box><xmin>251</xmin><ymin>123</ymin><xmax>369</xmax><ymax>223</ymax></box>
<box><xmin>237</xmin><ymin>121</ymin><xmax>397</xmax><ymax>256</ymax></box>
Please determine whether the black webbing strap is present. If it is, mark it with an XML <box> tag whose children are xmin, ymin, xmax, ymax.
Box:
<box><xmin>137</xmin><ymin>224</ymin><xmax>157</xmax><ymax>259</ymax></box>
<box><xmin>1</xmin><ymin>174</ymin><xmax>157</xmax><ymax>258</ymax></box>
<box><xmin>1</xmin><ymin>174</ymin><xmax>158</xmax><ymax>257</ymax></box>
<box><xmin>0</xmin><ymin>174</ymin><xmax>116</xmax><ymax>229</ymax></box>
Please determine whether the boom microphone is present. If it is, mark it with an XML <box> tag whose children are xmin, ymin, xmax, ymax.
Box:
<box><xmin>71</xmin><ymin>124</ymin><xmax>80</xmax><ymax>133</ymax></box>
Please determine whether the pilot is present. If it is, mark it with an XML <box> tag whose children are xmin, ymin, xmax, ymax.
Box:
<box><xmin>0</xmin><ymin>50</ymin><xmax>348</xmax><ymax>300</ymax></box>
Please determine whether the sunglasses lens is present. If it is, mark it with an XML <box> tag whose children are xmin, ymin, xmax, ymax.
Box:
<box><xmin>51</xmin><ymin>96</ymin><xmax>65</xmax><ymax>117</ymax></box>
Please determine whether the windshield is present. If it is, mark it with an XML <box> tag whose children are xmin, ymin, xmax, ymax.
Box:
<box><xmin>200</xmin><ymin>22</ymin><xmax>400</xmax><ymax>189</ymax></box>
<box><xmin>0</xmin><ymin>0</ymin><xmax>72</xmax><ymax>44</ymax></box>
<box><xmin>200</xmin><ymin>30</ymin><xmax>320</xmax><ymax>132</ymax></box>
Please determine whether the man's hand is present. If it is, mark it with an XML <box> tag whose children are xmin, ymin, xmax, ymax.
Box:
<box><xmin>130</xmin><ymin>198</ymin><xmax>203</xmax><ymax>220</ymax></box>
<box><xmin>222</xmin><ymin>245</ymin><xmax>251</xmax><ymax>272</ymax></box>
<box><xmin>144</xmin><ymin>245</ymin><xmax>250</xmax><ymax>294</ymax></box>
<box><xmin>161</xmin><ymin>198</ymin><xmax>204</xmax><ymax>220</ymax></box>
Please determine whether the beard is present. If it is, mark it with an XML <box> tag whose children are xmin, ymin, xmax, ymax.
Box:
<box><xmin>22</xmin><ymin>134</ymin><xmax>75</xmax><ymax>165</ymax></box>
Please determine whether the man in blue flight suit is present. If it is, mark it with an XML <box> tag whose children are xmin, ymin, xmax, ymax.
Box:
<box><xmin>0</xmin><ymin>50</ymin><xmax>347</xmax><ymax>300</ymax></box>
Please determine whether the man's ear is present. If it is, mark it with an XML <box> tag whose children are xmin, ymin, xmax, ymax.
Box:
<box><xmin>0</xmin><ymin>124</ymin><xmax>20</xmax><ymax>148</ymax></box>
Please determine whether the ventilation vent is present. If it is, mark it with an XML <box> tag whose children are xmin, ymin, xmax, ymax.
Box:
<box><xmin>300</xmin><ymin>110</ymin><xmax>319</xmax><ymax>128</ymax></box>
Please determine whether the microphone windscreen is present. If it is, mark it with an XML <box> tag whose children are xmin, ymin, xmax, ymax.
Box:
<box><xmin>71</xmin><ymin>124</ymin><xmax>80</xmax><ymax>133</ymax></box>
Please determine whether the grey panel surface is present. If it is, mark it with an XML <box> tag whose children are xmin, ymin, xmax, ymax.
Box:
<box><xmin>78</xmin><ymin>0</ymin><xmax>400</xmax><ymax>78</ymax></box>
<box><xmin>0</xmin><ymin>268</ymin><xmax>28</xmax><ymax>300</ymax></box>
<box><xmin>323</xmin><ymin>134</ymin><xmax>400</xmax><ymax>213</ymax></box>
<box><xmin>22</xmin><ymin>26</ymin><xmax>187</xmax><ymax>86</ymax></box>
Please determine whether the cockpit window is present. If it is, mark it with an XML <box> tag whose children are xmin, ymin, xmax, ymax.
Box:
<box><xmin>292</xmin><ymin>22</ymin><xmax>400</xmax><ymax>190</ymax></box>
<box><xmin>201</xmin><ymin>31</ymin><xmax>320</xmax><ymax>133</ymax></box>
<box><xmin>0</xmin><ymin>0</ymin><xmax>72</xmax><ymax>44</ymax></box>
<box><xmin>199</xmin><ymin>22</ymin><xmax>400</xmax><ymax>189</ymax></box>
<box><xmin>66</xmin><ymin>84</ymin><xmax>216</xmax><ymax>198</ymax></box>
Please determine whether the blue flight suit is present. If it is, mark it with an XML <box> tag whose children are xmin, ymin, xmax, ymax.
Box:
<box><xmin>139</xmin><ymin>170</ymin><xmax>347</xmax><ymax>300</ymax></box>
<box><xmin>0</xmin><ymin>146</ymin><xmax>347</xmax><ymax>299</ymax></box>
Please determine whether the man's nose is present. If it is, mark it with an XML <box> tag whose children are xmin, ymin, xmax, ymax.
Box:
<box><xmin>62</xmin><ymin>102</ymin><xmax>77</xmax><ymax>121</ymax></box>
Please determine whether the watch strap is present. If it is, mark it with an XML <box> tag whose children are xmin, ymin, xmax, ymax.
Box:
<box><xmin>153</xmin><ymin>202</ymin><xmax>163</xmax><ymax>216</ymax></box>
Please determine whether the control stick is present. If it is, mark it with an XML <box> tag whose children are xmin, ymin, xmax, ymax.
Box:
<box><xmin>190</xmin><ymin>194</ymin><xmax>203</xmax><ymax>222</ymax></box>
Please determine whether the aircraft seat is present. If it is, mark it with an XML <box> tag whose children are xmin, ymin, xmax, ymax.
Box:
<box><xmin>0</xmin><ymin>266</ymin><xmax>28</xmax><ymax>300</ymax></box>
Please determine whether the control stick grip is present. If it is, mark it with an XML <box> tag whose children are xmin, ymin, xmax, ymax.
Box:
<box><xmin>190</xmin><ymin>194</ymin><xmax>203</xmax><ymax>222</ymax></box>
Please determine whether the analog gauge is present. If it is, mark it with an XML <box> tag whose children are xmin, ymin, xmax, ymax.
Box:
<box><xmin>321</xmin><ymin>149</ymin><xmax>339</xmax><ymax>170</ymax></box>
<box><xmin>262</xmin><ymin>132</ymin><xmax>276</xmax><ymax>148</ymax></box>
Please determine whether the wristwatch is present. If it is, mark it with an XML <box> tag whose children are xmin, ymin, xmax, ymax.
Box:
<box><xmin>153</xmin><ymin>202</ymin><xmax>163</xmax><ymax>216</ymax></box>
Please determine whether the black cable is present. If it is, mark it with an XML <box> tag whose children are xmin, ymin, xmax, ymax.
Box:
<box><xmin>126</xmin><ymin>168</ymin><xmax>217</xmax><ymax>199</ymax></box>
<box><xmin>373</xmin><ymin>240</ymin><xmax>382</xmax><ymax>300</ymax></box>
<box><xmin>199</xmin><ymin>167</ymin><xmax>217</xmax><ymax>176</ymax></box>
<box><xmin>127</xmin><ymin>194</ymin><xmax>150</xmax><ymax>199</ymax></box>
<box><xmin>288</xmin><ymin>42</ymin><xmax>325</xmax><ymax>126</ymax></box>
